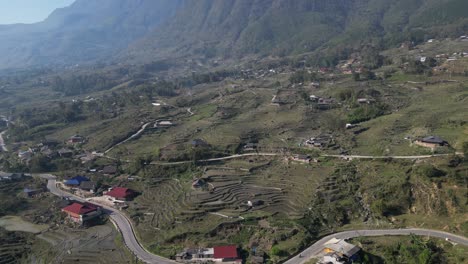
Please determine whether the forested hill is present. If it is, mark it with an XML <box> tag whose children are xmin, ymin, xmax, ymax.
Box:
<box><xmin>0</xmin><ymin>0</ymin><xmax>183</xmax><ymax>69</ymax></box>
<box><xmin>1</xmin><ymin>0</ymin><xmax>467</xmax><ymax>69</ymax></box>
<box><xmin>125</xmin><ymin>0</ymin><xmax>468</xmax><ymax>63</ymax></box>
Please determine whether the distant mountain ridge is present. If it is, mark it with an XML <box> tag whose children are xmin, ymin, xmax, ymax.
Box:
<box><xmin>0</xmin><ymin>0</ymin><xmax>467</xmax><ymax>69</ymax></box>
<box><xmin>0</xmin><ymin>0</ymin><xmax>183</xmax><ymax>69</ymax></box>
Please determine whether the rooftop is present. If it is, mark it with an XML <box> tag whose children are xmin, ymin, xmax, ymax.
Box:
<box><xmin>62</xmin><ymin>202</ymin><xmax>99</xmax><ymax>215</ymax></box>
<box><xmin>324</xmin><ymin>238</ymin><xmax>360</xmax><ymax>258</ymax></box>
<box><xmin>105</xmin><ymin>187</ymin><xmax>134</xmax><ymax>198</ymax></box>
<box><xmin>213</xmin><ymin>245</ymin><xmax>239</xmax><ymax>259</ymax></box>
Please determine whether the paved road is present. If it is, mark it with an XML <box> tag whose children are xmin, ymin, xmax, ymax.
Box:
<box><xmin>149</xmin><ymin>152</ymin><xmax>280</xmax><ymax>165</ymax></box>
<box><xmin>284</xmin><ymin>228</ymin><xmax>468</xmax><ymax>264</ymax></box>
<box><xmin>0</xmin><ymin>131</ymin><xmax>7</xmax><ymax>152</ymax></box>
<box><xmin>40</xmin><ymin>174</ymin><xmax>177</xmax><ymax>264</ymax></box>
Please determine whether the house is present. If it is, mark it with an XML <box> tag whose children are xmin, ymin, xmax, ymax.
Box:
<box><xmin>175</xmin><ymin>248</ymin><xmax>214</xmax><ymax>262</ymax></box>
<box><xmin>323</xmin><ymin>238</ymin><xmax>361</xmax><ymax>262</ymax></box>
<box><xmin>0</xmin><ymin>172</ymin><xmax>23</xmax><ymax>181</ymax></box>
<box><xmin>58</xmin><ymin>148</ymin><xmax>73</xmax><ymax>158</ymax></box>
<box><xmin>79</xmin><ymin>181</ymin><xmax>96</xmax><ymax>193</ymax></box>
<box><xmin>175</xmin><ymin>245</ymin><xmax>240</xmax><ymax>263</ymax></box>
<box><xmin>316</xmin><ymin>98</ymin><xmax>337</xmax><ymax>110</ymax></box>
<box><xmin>192</xmin><ymin>178</ymin><xmax>206</xmax><ymax>188</ymax></box>
<box><xmin>23</xmin><ymin>188</ymin><xmax>44</xmax><ymax>198</ymax></box>
<box><xmin>243</xmin><ymin>143</ymin><xmax>257</xmax><ymax>152</ymax></box>
<box><xmin>213</xmin><ymin>245</ymin><xmax>241</xmax><ymax>262</ymax></box>
<box><xmin>322</xmin><ymin>252</ymin><xmax>347</xmax><ymax>264</ymax></box>
<box><xmin>64</xmin><ymin>176</ymin><xmax>90</xmax><ymax>187</ymax></box>
<box><xmin>292</xmin><ymin>154</ymin><xmax>311</xmax><ymax>163</ymax></box>
<box><xmin>61</xmin><ymin>202</ymin><xmax>102</xmax><ymax>224</ymax></box>
<box><xmin>305</xmin><ymin>135</ymin><xmax>332</xmax><ymax>149</ymax></box>
<box><xmin>67</xmin><ymin>135</ymin><xmax>85</xmax><ymax>144</ymax></box>
<box><xmin>18</xmin><ymin>150</ymin><xmax>33</xmax><ymax>160</ymax></box>
<box><xmin>102</xmin><ymin>165</ymin><xmax>118</xmax><ymax>175</ymax></box>
<box><xmin>104</xmin><ymin>187</ymin><xmax>136</xmax><ymax>201</ymax></box>
<box><xmin>357</xmin><ymin>98</ymin><xmax>375</xmax><ymax>104</ymax></box>
<box><xmin>309</xmin><ymin>95</ymin><xmax>320</xmax><ymax>102</ymax></box>
<box><xmin>414</xmin><ymin>136</ymin><xmax>448</xmax><ymax>150</ymax></box>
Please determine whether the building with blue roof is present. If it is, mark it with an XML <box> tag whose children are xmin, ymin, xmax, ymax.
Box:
<box><xmin>64</xmin><ymin>176</ymin><xmax>90</xmax><ymax>186</ymax></box>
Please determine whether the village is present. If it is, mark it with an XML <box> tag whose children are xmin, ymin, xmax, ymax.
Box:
<box><xmin>0</xmin><ymin>34</ymin><xmax>466</xmax><ymax>264</ymax></box>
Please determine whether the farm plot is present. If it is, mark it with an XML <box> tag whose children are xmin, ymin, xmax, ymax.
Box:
<box><xmin>37</xmin><ymin>224</ymin><xmax>131</xmax><ymax>264</ymax></box>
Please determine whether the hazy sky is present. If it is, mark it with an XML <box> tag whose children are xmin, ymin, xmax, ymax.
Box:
<box><xmin>0</xmin><ymin>0</ymin><xmax>75</xmax><ymax>25</ymax></box>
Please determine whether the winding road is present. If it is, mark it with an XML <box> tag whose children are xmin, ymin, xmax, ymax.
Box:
<box><xmin>39</xmin><ymin>174</ymin><xmax>177</xmax><ymax>264</ymax></box>
<box><xmin>284</xmin><ymin>229</ymin><xmax>468</xmax><ymax>264</ymax></box>
<box><xmin>37</xmin><ymin>174</ymin><xmax>468</xmax><ymax>264</ymax></box>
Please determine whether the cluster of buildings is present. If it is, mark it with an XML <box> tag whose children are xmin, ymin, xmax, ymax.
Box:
<box><xmin>15</xmin><ymin>135</ymin><xmax>85</xmax><ymax>164</ymax></box>
<box><xmin>175</xmin><ymin>245</ymin><xmax>241</xmax><ymax>263</ymax></box>
<box><xmin>309</xmin><ymin>95</ymin><xmax>338</xmax><ymax>109</ymax></box>
<box><xmin>305</xmin><ymin>135</ymin><xmax>333</xmax><ymax>149</ymax></box>
<box><xmin>60</xmin><ymin>185</ymin><xmax>137</xmax><ymax>225</ymax></box>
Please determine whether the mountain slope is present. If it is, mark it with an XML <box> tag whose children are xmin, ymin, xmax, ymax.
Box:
<box><xmin>0</xmin><ymin>0</ymin><xmax>183</xmax><ymax>69</ymax></box>
<box><xmin>0</xmin><ymin>0</ymin><xmax>467</xmax><ymax>69</ymax></box>
<box><xmin>126</xmin><ymin>0</ymin><xmax>468</xmax><ymax>62</ymax></box>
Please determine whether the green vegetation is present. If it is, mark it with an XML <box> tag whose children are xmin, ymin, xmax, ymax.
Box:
<box><xmin>352</xmin><ymin>235</ymin><xmax>468</xmax><ymax>264</ymax></box>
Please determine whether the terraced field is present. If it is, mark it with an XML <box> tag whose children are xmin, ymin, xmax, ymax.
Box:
<box><xmin>37</xmin><ymin>225</ymin><xmax>131</xmax><ymax>264</ymax></box>
<box><xmin>131</xmin><ymin>156</ymin><xmax>332</xmax><ymax>253</ymax></box>
<box><xmin>0</xmin><ymin>231</ymin><xmax>30</xmax><ymax>264</ymax></box>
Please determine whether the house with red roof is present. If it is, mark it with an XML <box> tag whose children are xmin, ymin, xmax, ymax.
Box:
<box><xmin>104</xmin><ymin>187</ymin><xmax>136</xmax><ymax>201</ymax></box>
<box><xmin>61</xmin><ymin>202</ymin><xmax>102</xmax><ymax>224</ymax></box>
<box><xmin>213</xmin><ymin>245</ymin><xmax>241</xmax><ymax>262</ymax></box>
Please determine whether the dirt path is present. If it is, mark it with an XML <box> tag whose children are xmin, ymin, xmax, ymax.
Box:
<box><xmin>322</xmin><ymin>153</ymin><xmax>461</xmax><ymax>160</ymax></box>
<box><xmin>0</xmin><ymin>131</ymin><xmax>7</xmax><ymax>152</ymax></box>
<box><xmin>104</xmin><ymin>122</ymin><xmax>152</xmax><ymax>154</ymax></box>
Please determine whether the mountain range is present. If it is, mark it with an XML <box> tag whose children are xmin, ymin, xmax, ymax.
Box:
<box><xmin>0</xmin><ymin>0</ymin><xmax>467</xmax><ymax>69</ymax></box>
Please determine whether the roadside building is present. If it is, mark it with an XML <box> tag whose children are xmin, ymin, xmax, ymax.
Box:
<box><xmin>243</xmin><ymin>143</ymin><xmax>258</xmax><ymax>152</ymax></box>
<box><xmin>414</xmin><ymin>136</ymin><xmax>448</xmax><ymax>150</ymax></box>
<box><xmin>292</xmin><ymin>154</ymin><xmax>311</xmax><ymax>163</ymax></box>
<box><xmin>175</xmin><ymin>245</ymin><xmax>241</xmax><ymax>263</ymax></box>
<box><xmin>61</xmin><ymin>202</ymin><xmax>102</xmax><ymax>224</ymax></box>
<box><xmin>0</xmin><ymin>172</ymin><xmax>23</xmax><ymax>181</ymax></box>
<box><xmin>64</xmin><ymin>176</ymin><xmax>90</xmax><ymax>187</ymax></box>
<box><xmin>104</xmin><ymin>187</ymin><xmax>136</xmax><ymax>201</ymax></box>
<box><xmin>213</xmin><ymin>245</ymin><xmax>241</xmax><ymax>262</ymax></box>
<box><xmin>323</xmin><ymin>238</ymin><xmax>361</xmax><ymax>263</ymax></box>
<box><xmin>79</xmin><ymin>181</ymin><xmax>96</xmax><ymax>193</ymax></box>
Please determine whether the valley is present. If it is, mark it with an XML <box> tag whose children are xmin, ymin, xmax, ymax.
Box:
<box><xmin>0</xmin><ymin>1</ymin><xmax>467</xmax><ymax>264</ymax></box>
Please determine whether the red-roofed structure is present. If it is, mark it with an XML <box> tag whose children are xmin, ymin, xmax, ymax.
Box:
<box><xmin>213</xmin><ymin>245</ymin><xmax>240</xmax><ymax>261</ymax></box>
<box><xmin>62</xmin><ymin>202</ymin><xmax>102</xmax><ymax>224</ymax></box>
<box><xmin>104</xmin><ymin>187</ymin><xmax>136</xmax><ymax>201</ymax></box>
